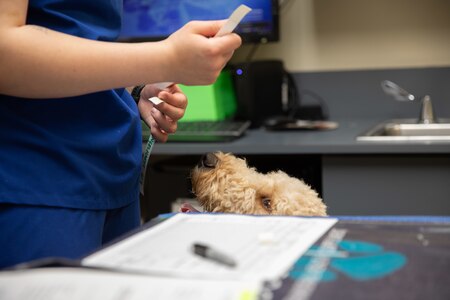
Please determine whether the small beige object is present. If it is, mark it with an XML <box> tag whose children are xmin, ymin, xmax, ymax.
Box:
<box><xmin>149</xmin><ymin>96</ymin><xmax>164</xmax><ymax>105</ymax></box>
<box><xmin>258</xmin><ymin>232</ymin><xmax>276</xmax><ymax>245</ymax></box>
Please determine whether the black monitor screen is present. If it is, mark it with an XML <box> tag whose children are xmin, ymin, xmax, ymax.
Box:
<box><xmin>120</xmin><ymin>0</ymin><xmax>279</xmax><ymax>43</ymax></box>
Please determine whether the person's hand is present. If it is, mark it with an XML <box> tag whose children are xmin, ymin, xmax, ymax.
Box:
<box><xmin>138</xmin><ymin>84</ymin><xmax>187</xmax><ymax>143</ymax></box>
<box><xmin>163</xmin><ymin>20</ymin><xmax>242</xmax><ymax>85</ymax></box>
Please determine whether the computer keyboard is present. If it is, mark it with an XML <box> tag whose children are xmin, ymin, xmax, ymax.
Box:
<box><xmin>170</xmin><ymin>120</ymin><xmax>251</xmax><ymax>142</ymax></box>
<box><xmin>142</xmin><ymin>120</ymin><xmax>250</xmax><ymax>142</ymax></box>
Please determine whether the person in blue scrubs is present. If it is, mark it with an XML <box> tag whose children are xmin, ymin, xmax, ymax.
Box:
<box><xmin>0</xmin><ymin>0</ymin><xmax>242</xmax><ymax>269</ymax></box>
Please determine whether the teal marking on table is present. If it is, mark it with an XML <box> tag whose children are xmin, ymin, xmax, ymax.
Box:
<box><xmin>289</xmin><ymin>240</ymin><xmax>407</xmax><ymax>282</ymax></box>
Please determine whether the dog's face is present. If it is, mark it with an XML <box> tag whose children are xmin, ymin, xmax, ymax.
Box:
<box><xmin>191</xmin><ymin>152</ymin><xmax>327</xmax><ymax>216</ymax></box>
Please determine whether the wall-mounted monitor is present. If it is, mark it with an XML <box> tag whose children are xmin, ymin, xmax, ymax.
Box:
<box><xmin>120</xmin><ymin>0</ymin><xmax>279</xmax><ymax>44</ymax></box>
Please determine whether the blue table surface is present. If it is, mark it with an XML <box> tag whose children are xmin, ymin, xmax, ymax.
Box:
<box><xmin>157</xmin><ymin>213</ymin><xmax>450</xmax><ymax>223</ymax></box>
<box><xmin>334</xmin><ymin>215</ymin><xmax>450</xmax><ymax>222</ymax></box>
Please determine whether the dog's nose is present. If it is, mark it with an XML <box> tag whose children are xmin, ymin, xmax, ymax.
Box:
<box><xmin>199</xmin><ymin>152</ymin><xmax>218</xmax><ymax>168</ymax></box>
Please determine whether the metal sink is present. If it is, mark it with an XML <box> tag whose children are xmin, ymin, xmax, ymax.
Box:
<box><xmin>357</xmin><ymin>119</ymin><xmax>450</xmax><ymax>142</ymax></box>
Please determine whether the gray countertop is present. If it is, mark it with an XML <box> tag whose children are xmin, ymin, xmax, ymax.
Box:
<box><xmin>151</xmin><ymin>118</ymin><xmax>450</xmax><ymax>155</ymax></box>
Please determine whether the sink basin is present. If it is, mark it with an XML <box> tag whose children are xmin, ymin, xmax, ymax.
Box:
<box><xmin>357</xmin><ymin>119</ymin><xmax>450</xmax><ymax>142</ymax></box>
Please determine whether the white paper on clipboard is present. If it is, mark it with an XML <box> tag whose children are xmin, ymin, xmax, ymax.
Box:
<box><xmin>83</xmin><ymin>213</ymin><xmax>337</xmax><ymax>282</ymax></box>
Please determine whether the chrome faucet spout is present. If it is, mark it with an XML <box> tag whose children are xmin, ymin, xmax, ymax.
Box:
<box><xmin>418</xmin><ymin>95</ymin><xmax>436</xmax><ymax>124</ymax></box>
<box><xmin>381</xmin><ymin>80</ymin><xmax>438</xmax><ymax>124</ymax></box>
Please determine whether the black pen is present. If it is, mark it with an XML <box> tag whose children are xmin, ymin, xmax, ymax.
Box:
<box><xmin>192</xmin><ymin>243</ymin><xmax>237</xmax><ymax>268</ymax></box>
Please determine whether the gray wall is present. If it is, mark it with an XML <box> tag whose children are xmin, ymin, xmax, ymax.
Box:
<box><xmin>293</xmin><ymin>67</ymin><xmax>450</xmax><ymax>120</ymax></box>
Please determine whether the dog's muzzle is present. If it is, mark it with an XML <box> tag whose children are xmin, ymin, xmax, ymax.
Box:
<box><xmin>198</xmin><ymin>152</ymin><xmax>218</xmax><ymax>168</ymax></box>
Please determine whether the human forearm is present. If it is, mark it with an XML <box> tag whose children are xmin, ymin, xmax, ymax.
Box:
<box><xmin>0</xmin><ymin>25</ymin><xmax>172</xmax><ymax>98</ymax></box>
<box><xmin>0</xmin><ymin>0</ymin><xmax>241</xmax><ymax>99</ymax></box>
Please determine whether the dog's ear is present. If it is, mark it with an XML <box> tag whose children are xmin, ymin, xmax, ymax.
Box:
<box><xmin>264</xmin><ymin>171</ymin><xmax>327</xmax><ymax>216</ymax></box>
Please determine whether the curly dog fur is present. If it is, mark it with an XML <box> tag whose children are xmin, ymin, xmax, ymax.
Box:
<box><xmin>190</xmin><ymin>152</ymin><xmax>327</xmax><ymax>216</ymax></box>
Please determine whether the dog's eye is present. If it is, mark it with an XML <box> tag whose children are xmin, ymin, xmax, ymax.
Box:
<box><xmin>262</xmin><ymin>197</ymin><xmax>272</xmax><ymax>211</ymax></box>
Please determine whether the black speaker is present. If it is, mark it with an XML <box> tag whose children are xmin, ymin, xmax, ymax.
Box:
<box><xmin>233</xmin><ymin>60</ymin><xmax>285</xmax><ymax>128</ymax></box>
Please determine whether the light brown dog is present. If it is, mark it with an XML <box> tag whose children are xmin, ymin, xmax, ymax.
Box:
<box><xmin>190</xmin><ymin>152</ymin><xmax>327</xmax><ymax>216</ymax></box>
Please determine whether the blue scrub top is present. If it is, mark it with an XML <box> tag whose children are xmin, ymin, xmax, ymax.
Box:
<box><xmin>0</xmin><ymin>0</ymin><xmax>142</xmax><ymax>209</ymax></box>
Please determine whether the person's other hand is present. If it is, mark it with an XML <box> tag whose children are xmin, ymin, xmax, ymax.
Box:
<box><xmin>163</xmin><ymin>20</ymin><xmax>242</xmax><ymax>85</ymax></box>
<box><xmin>138</xmin><ymin>84</ymin><xmax>187</xmax><ymax>143</ymax></box>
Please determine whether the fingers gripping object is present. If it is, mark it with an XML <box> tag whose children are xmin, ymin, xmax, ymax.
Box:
<box><xmin>140</xmin><ymin>5</ymin><xmax>252</xmax><ymax>195</ymax></box>
<box><xmin>146</xmin><ymin>5</ymin><xmax>252</xmax><ymax>106</ymax></box>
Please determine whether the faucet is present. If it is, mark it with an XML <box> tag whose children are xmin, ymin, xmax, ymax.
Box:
<box><xmin>381</xmin><ymin>80</ymin><xmax>436</xmax><ymax>124</ymax></box>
